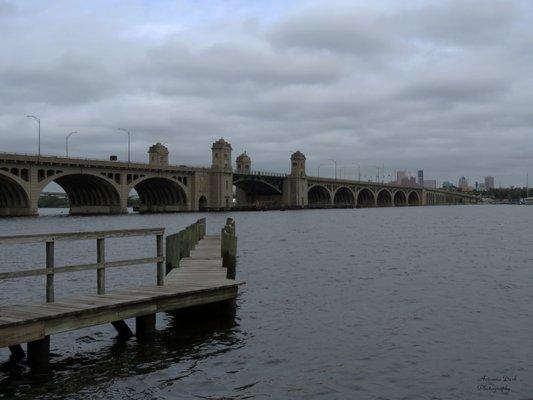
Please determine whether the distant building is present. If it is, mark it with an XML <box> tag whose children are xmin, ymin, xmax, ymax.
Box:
<box><xmin>442</xmin><ymin>181</ymin><xmax>455</xmax><ymax>189</ymax></box>
<box><xmin>424</xmin><ymin>179</ymin><xmax>437</xmax><ymax>189</ymax></box>
<box><xmin>417</xmin><ymin>170</ymin><xmax>424</xmax><ymax>187</ymax></box>
<box><xmin>397</xmin><ymin>171</ymin><xmax>407</xmax><ymax>185</ymax></box>
<box><xmin>408</xmin><ymin>176</ymin><xmax>417</xmax><ymax>186</ymax></box>
<box><xmin>485</xmin><ymin>176</ymin><xmax>495</xmax><ymax>190</ymax></box>
<box><xmin>458</xmin><ymin>176</ymin><xmax>468</xmax><ymax>190</ymax></box>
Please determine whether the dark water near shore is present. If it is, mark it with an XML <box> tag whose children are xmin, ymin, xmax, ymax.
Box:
<box><xmin>0</xmin><ymin>206</ymin><xmax>532</xmax><ymax>399</ymax></box>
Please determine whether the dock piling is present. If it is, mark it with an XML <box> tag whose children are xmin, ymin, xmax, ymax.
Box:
<box><xmin>136</xmin><ymin>314</ymin><xmax>156</xmax><ymax>339</ymax></box>
<box><xmin>27</xmin><ymin>336</ymin><xmax>50</xmax><ymax>369</ymax></box>
<box><xmin>46</xmin><ymin>240</ymin><xmax>54</xmax><ymax>303</ymax></box>
<box><xmin>97</xmin><ymin>237</ymin><xmax>105</xmax><ymax>294</ymax></box>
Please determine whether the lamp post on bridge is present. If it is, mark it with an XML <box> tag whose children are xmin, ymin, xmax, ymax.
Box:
<box><xmin>117</xmin><ymin>128</ymin><xmax>131</xmax><ymax>165</ymax></box>
<box><xmin>349</xmin><ymin>163</ymin><xmax>361</xmax><ymax>181</ymax></box>
<box><xmin>66</xmin><ymin>131</ymin><xmax>77</xmax><ymax>158</ymax></box>
<box><xmin>317</xmin><ymin>163</ymin><xmax>328</xmax><ymax>177</ymax></box>
<box><xmin>26</xmin><ymin>115</ymin><xmax>41</xmax><ymax>158</ymax></box>
<box><xmin>328</xmin><ymin>159</ymin><xmax>337</xmax><ymax>180</ymax></box>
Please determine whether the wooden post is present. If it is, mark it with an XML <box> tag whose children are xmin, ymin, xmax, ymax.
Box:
<box><xmin>157</xmin><ymin>233</ymin><xmax>164</xmax><ymax>286</ymax></box>
<box><xmin>225</xmin><ymin>234</ymin><xmax>237</xmax><ymax>279</ymax></box>
<box><xmin>136</xmin><ymin>313</ymin><xmax>156</xmax><ymax>339</ymax></box>
<box><xmin>181</xmin><ymin>230</ymin><xmax>190</xmax><ymax>258</ymax></box>
<box><xmin>27</xmin><ymin>336</ymin><xmax>50</xmax><ymax>369</ymax></box>
<box><xmin>9</xmin><ymin>344</ymin><xmax>25</xmax><ymax>360</ymax></box>
<box><xmin>111</xmin><ymin>320</ymin><xmax>134</xmax><ymax>339</ymax></box>
<box><xmin>220</xmin><ymin>297</ymin><xmax>237</xmax><ymax>320</ymax></box>
<box><xmin>46</xmin><ymin>240</ymin><xmax>54</xmax><ymax>303</ymax></box>
<box><xmin>189</xmin><ymin>225</ymin><xmax>195</xmax><ymax>250</ymax></box>
<box><xmin>97</xmin><ymin>237</ymin><xmax>105</xmax><ymax>294</ymax></box>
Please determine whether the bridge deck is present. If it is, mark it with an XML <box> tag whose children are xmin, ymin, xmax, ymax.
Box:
<box><xmin>0</xmin><ymin>235</ymin><xmax>241</xmax><ymax>349</ymax></box>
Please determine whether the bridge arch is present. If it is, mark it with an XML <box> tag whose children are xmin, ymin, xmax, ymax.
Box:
<box><xmin>0</xmin><ymin>170</ymin><xmax>31</xmax><ymax>216</ymax></box>
<box><xmin>39</xmin><ymin>172</ymin><xmax>122</xmax><ymax>215</ymax></box>
<box><xmin>232</xmin><ymin>178</ymin><xmax>282</xmax><ymax>195</ymax></box>
<box><xmin>333</xmin><ymin>186</ymin><xmax>355</xmax><ymax>207</ymax></box>
<box><xmin>308</xmin><ymin>185</ymin><xmax>332</xmax><ymax>207</ymax></box>
<box><xmin>393</xmin><ymin>190</ymin><xmax>407</xmax><ymax>207</ymax></box>
<box><xmin>376</xmin><ymin>189</ymin><xmax>393</xmax><ymax>207</ymax></box>
<box><xmin>408</xmin><ymin>191</ymin><xmax>420</xmax><ymax>206</ymax></box>
<box><xmin>356</xmin><ymin>187</ymin><xmax>375</xmax><ymax>208</ymax></box>
<box><xmin>130</xmin><ymin>176</ymin><xmax>188</xmax><ymax>213</ymax></box>
<box><xmin>233</xmin><ymin>177</ymin><xmax>283</xmax><ymax>209</ymax></box>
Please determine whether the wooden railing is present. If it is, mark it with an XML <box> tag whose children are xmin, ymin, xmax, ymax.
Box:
<box><xmin>165</xmin><ymin>218</ymin><xmax>206</xmax><ymax>272</ymax></box>
<box><xmin>221</xmin><ymin>218</ymin><xmax>237</xmax><ymax>279</ymax></box>
<box><xmin>0</xmin><ymin>228</ymin><xmax>165</xmax><ymax>302</ymax></box>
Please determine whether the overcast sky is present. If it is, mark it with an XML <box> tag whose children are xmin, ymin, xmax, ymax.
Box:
<box><xmin>1</xmin><ymin>0</ymin><xmax>532</xmax><ymax>186</ymax></box>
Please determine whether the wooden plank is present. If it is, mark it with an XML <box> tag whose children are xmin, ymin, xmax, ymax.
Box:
<box><xmin>0</xmin><ymin>321</ymin><xmax>45</xmax><ymax>348</ymax></box>
<box><xmin>0</xmin><ymin>227</ymin><xmax>165</xmax><ymax>244</ymax></box>
<box><xmin>157</xmin><ymin>287</ymin><xmax>238</xmax><ymax>312</ymax></box>
<box><xmin>0</xmin><ymin>257</ymin><xmax>163</xmax><ymax>281</ymax></box>
<box><xmin>0</xmin><ymin>316</ymin><xmax>24</xmax><ymax>324</ymax></box>
<box><xmin>0</xmin><ymin>268</ymin><xmax>47</xmax><ymax>280</ymax></box>
<box><xmin>45</xmin><ymin>302</ymin><xmax>158</xmax><ymax>336</ymax></box>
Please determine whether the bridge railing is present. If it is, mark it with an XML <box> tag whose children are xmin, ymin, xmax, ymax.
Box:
<box><xmin>0</xmin><ymin>227</ymin><xmax>166</xmax><ymax>302</ymax></box>
<box><xmin>0</xmin><ymin>152</ymin><xmax>211</xmax><ymax>172</ymax></box>
<box><xmin>236</xmin><ymin>170</ymin><xmax>287</xmax><ymax>177</ymax></box>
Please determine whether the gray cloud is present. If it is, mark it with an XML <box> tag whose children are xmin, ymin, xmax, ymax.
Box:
<box><xmin>0</xmin><ymin>0</ymin><xmax>14</xmax><ymax>15</ymax></box>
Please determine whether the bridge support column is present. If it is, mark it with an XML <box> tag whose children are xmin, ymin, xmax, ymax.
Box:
<box><xmin>27</xmin><ymin>336</ymin><xmax>50</xmax><ymax>369</ymax></box>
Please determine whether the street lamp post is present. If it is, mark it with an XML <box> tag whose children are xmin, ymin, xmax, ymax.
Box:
<box><xmin>350</xmin><ymin>163</ymin><xmax>361</xmax><ymax>181</ymax></box>
<box><xmin>117</xmin><ymin>128</ymin><xmax>131</xmax><ymax>164</ymax></box>
<box><xmin>66</xmin><ymin>131</ymin><xmax>77</xmax><ymax>158</ymax></box>
<box><xmin>26</xmin><ymin>115</ymin><xmax>40</xmax><ymax>158</ymax></box>
<box><xmin>317</xmin><ymin>163</ymin><xmax>328</xmax><ymax>177</ymax></box>
<box><xmin>328</xmin><ymin>159</ymin><xmax>337</xmax><ymax>180</ymax></box>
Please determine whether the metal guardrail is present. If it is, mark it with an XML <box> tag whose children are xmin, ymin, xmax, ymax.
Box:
<box><xmin>235</xmin><ymin>170</ymin><xmax>287</xmax><ymax>177</ymax></box>
<box><xmin>0</xmin><ymin>227</ymin><xmax>165</xmax><ymax>302</ymax></box>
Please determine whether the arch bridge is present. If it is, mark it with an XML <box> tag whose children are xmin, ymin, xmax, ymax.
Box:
<box><xmin>0</xmin><ymin>153</ymin><xmax>212</xmax><ymax>216</ymax></box>
<box><xmin>0</xmin><ymin>141</ymin><xmax>478</xmax><ymax>217</ymax></box>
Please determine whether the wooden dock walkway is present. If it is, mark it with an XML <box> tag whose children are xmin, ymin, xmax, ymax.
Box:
<box><xmin>0</xmin><ymin>218</ymin><xmax>240</xmax><ymax>368</ymax></box>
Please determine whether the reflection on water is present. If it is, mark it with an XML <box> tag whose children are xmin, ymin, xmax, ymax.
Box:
<box><xmin>0</xmin><ymin>304</ymin><xmax>241</xmax><ymax>399</ymax></box>
<box><xmin>1</xmin><ymin>206</ymin><xmax>533</xmax><ymax>399</ymax></box>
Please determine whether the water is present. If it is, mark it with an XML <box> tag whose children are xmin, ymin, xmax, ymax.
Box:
<box><xmin>0</xmin><ymin>206</ymin><xmax>532</xmax><ymax>399</ymax></box>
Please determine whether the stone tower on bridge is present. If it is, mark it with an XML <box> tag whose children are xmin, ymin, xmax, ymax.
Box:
<box><xmin>283</xmin><ymin>150</ymin><xmax>308</xmax><ymax>208</ymax></box>
<box><xmin>148</xmin><ymin>143</ymin><xmax>169</xmax><ymax>166</ymax></box>
<box><xmin>235</xmin><ymin>151</ymin><xmax>251</xmax><ymax>205</ymax></box>
<box><xmin>210</xmin><ymin>138</ymin><xmax>233</xmax><ymax>210</ymax></box>
<box><xmin>236</xmin><ymin>152</ymin><xmax>251</xmax><ymax>173</ymax></box>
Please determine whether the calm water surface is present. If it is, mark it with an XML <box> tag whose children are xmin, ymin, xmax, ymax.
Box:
<box><xmin>0</xmin><ymin>206</ymin><xmax>532</xmax><ymax>399</ymax></box>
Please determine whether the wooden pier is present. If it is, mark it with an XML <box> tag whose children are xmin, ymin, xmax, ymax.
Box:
<box><xmin>0</xmin><ymin>218</ymin><xmax>240</xmax><ymax>368</ymax></box>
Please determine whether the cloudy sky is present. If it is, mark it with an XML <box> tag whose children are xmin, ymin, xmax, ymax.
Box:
<box><xmin>1</xmin><ymin>0</ymin><xmax>532</xmax><ymax>186</ymax></box>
